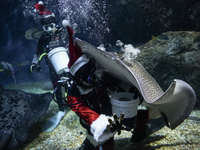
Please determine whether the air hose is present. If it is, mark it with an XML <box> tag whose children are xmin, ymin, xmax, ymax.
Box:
<box><xmin>53</xmin><ymin>82</ymin><xmax>96</xmax><ymax>106</ymax></box>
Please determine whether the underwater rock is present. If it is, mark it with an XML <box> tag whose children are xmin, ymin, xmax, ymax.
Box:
<box><xmin>0</xmin><ymin>88</ymin><xmax>52</xmax><ymax>150</ymax></box>
<box><xmin>106</xmin><ymin>1</ymin><xmax>200</xmax><ymax>44</ymax></box>
<box><xmin>135</xmin><ymin>31</ymin><xmax>200</xmax><ymax>104</ymax></box>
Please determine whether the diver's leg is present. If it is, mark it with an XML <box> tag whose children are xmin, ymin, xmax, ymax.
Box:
<box><xmin>79</xmin><ymin>132</ymin><xmax>114</xmax><ymax>150</ymax></box>
<box><xmin>98</xmin><ymin>137</ymin><xmax>114</xmax><ymax>150</ymax></box>
<box><xmin>49</xmin><ymin>64</ymin><xmax>66</xmax><ymax>111</ymax></box>
<box><xmin>42</xmin><ymin>65</ymin><xmax>66</xmax><ymax>132</ymax></box>
<box><xmin>131</xmin><ymin>109</ymin><xmax>149</xmax><ymax>142</ymax></box>
<box><xmin>131</xmin><ymin>109</ymin><xmax>165</xmax><ymax>142</ymax></box>
<box><xmin>55</xmin><ymin>84</ymin><xmax>66</xmax><ymax>111</ymax></box>
<box><xmin>79</xmin><ymin>137</ymin><xmax>95</xmax><ymax>150</ymax></box>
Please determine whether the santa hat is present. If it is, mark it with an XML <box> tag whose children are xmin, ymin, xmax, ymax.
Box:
<box><xmin>67</xmin><ymin>27</ymin><xmax>89</xmax><ymax>75</ymax></box>
<box><xmin>68</xmin><ymin>51</ymin><xmax>89</xmax><ymax>76</ymax></box>
<box><xmin>34</xmin><ymin>1</ymin><xmax>56</xmax><ymax>25</ymax></box>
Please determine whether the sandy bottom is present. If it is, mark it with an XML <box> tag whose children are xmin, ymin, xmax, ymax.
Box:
<box><xmin>5</xmin><ymin>82</ymin><xmax>200</xmax><ymax>150</ymax></box>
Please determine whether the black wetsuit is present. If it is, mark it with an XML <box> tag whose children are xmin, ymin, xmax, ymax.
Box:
<box><xmin>36</xmin><ymin>27</ymin><xmax>67</xmax><ymax>111</ymax></box>
<box><xmin>67</xmin><ymin>78</ymin><xmax>113</xmax><ymax>150</ymax></box>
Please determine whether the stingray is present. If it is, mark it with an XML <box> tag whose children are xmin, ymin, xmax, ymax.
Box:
<box><xmin>75</xmin><ymin>38</ymin><xmax>196</xmax><ymax>129</ymax></box>
<box><xmin>0</xmin><ymin>85</ymin><xmax>52</xmax><ymax>150</ymax></box>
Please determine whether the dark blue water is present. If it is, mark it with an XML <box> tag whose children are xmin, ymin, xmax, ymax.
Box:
<box><xmin>0</xmin><ymin>0</ymin><xmax>199</xmax><ymax>85</ymax></box>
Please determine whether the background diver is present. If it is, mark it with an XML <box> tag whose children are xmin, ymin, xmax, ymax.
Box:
<box><xmin>29</xmin><ymin>1</ymin><xmax>69</xmax><ymax>132</ymax></box>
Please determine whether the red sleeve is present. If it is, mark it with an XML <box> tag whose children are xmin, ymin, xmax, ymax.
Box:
<box><xmin>67</xmin><ymin>26</ymin><xmax>83</xmax><ymax>68</ymax></box>
<box><xmin>67</xmin><ymin>96</ymin><xmax>100</xmax><ymax>125</ymax></box>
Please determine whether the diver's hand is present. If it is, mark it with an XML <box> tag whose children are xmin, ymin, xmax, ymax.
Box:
<box><xmin>107</xmin><ymin>113</ymin><xmax>127</xmax><ymax>135</ymax></box>
<box><xmin>29</xmin><ymin>63</ymin><xmax>36</xmax><ymax>73</ymax></box>
<box><xmin>36</xmin><ymin>65</ymin><xmax>41</xmax><ymax>72</ymax></box>
<box><xmin>29</xmin><ymin>63</ymin><xmax>41</xmax><ymax>73</ymax></box>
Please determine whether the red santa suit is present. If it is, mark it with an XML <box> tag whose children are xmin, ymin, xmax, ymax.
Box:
<box><xmin>66</xmin><ymin>26</ymin><xmax>116</xmax><ymax>149</ymax></box>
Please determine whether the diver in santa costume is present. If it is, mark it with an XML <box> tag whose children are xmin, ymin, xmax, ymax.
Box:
<box><xmin>66</xmin><ymin>26</ymin><xmax>114</xmax><ymax>149</ymax></box>
<box><xmin>29</xmin><ymin>1</ymin><xmax>68</xmax><ymax>132</ymax></box>
<box><xmin>65</xmin><ymin>25</ymin><xmax>151</xmax><ymax>149</ymax></box>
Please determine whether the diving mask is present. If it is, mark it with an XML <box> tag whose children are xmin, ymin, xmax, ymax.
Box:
<box><xmin>43</xmin><ymin>23</ymin><xmax>56</xmax><ymax>33</ymax></box>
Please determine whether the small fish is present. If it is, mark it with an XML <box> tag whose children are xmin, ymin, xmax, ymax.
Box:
<box><xmin>152</xmin><ymin>35</ymin><xmax>169</xmax><ymax>41</ymax></box>
<box><xmin>17</xmin><ymin>60</ymin><xmax>29</xmax><ymax>67</ymax></box>
<box><xmin>0</xmin><ymin>61</ymin><xmax>16</xmax><ymax>83</ymax></box>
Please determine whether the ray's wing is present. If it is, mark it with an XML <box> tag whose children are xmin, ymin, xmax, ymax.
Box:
<box><xmin>75</xmin><ymin>38</ymin><xmax>196</xmax><ymax>129</ymax></box>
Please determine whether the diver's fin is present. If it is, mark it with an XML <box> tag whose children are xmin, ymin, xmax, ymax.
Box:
<box><xmin>42</xmin><ymin>111</ymin><xmax>66</xmax><ymax>132</ymax></box>
<box><xmin>131</xmin><ymin>117</ymin><xmax>165</xmax><ymax>143</ymax></box>
<box><xmin>145</xmin><ymin>117</ymin><xmax>165</xmax><ymax>136</ymax></box>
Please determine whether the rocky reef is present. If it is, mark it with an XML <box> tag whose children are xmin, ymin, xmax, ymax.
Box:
<box><xmin>106</xmin><ymin>0</ymin><xmax>200</xmax><ymax>45</ymax></box>
<box><xmin>116</xmin><ymin>31</ymin><xmax>200</xmax><ymax>105</ymax></box>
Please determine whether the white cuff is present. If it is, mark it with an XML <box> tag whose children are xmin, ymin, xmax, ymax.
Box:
<box><xmin>90</xmin><ymin>114</ymin><xmax>116</xmax><ymax>144</ymax></box>
<box><xmin>38</xmin><ymin>1</ymin><xmax>44</xmax><ymax>5</ymax></box>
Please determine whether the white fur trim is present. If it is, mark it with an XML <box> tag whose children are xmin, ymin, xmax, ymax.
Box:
<box><xmin>69</xmin><ymin>54</ymin><xmax>89</xmax><ymax>75</ymax></box>
<box><xmin>90</xmin><ymin>114</ymin><xmax>116</xmax><ymax>144</ymax></box>
<box><xmin>38</xmin><ymin>1</ymin><xmax>44</xmax><ymax>5</ymax></box>
<box><xmin>62</xmin><ymin>20</ymin><xmax>70</xmax><ymax>27</ymax></box>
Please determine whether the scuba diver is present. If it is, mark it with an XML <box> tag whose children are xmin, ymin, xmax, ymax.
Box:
<box><xmin>65</xmin><ymin>26</ymin><xmax>152</xmax><ymax>150</ymax></box>
<box><xmin>29</xmin><ymin>1</ymin><xmax>69</xmax><ymax>132</ymax></box>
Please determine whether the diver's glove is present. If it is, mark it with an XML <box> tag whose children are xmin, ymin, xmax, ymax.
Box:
<box><xmin>36</xmin><ymin>65</ymin><xmax>41</xmax><ymax>72</ymax></box>
<box><xmin>29</xmin><ymin>63</ymin><xmax>41</xmax><ymax>73</ymax></box>
<box><xmin>107</xmin><ymin>113</ymin><xmax>128</xmax><ymax>135</ymax></box>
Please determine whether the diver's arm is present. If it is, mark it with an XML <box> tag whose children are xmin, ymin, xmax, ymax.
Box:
<box><xmin>30</xmin><ymin>36</ymin><xmax>44</xmax><ymax>73</ymax></box>
<box><xmin>67</xmin><ymin>96</ymin><xmax>100</xmax><ymax>124</ymax></box>
<box><xmin>29</xmin><ymin>53</ymin><xmax>41</xmax><ymax>73</ymax></box>
<box><xmin>32</xmin><ymin>53</ymin><xmax>40</xmax><ymax>65</ymax></box>
<box><xmin>67</xmin><ymin>95</ymin><xmax>116</xmax><ymax>145</ymax></box>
